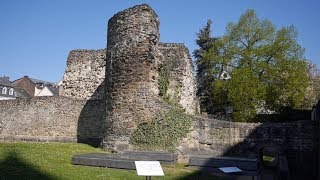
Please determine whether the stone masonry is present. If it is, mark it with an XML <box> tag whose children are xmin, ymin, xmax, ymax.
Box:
<box><xmin>158</xmin><ymin>43</ymin><xmax>199</xmax><ymax>114</ymax></box>
<box><xmin>0</xmin><ymin>96</ymin><xmax>108</xmax><ymax>147</ymax></box>
<box><xmin>177</xmin><ymin>117</ymin><xmax>317</xmax><ymax>161</ymax></box>
<box><xmin>59</xmin><ymin>4</ymin><xmax>200</xmax><ymax>150</ymax></box>
<box><xmin>60</xmin><ymin>5</ymin><xmax>199</xmax><ymax>115</ymax></box>
<box><xmin>0</xmin><ymin>97</ymin><xmax>316</xmax><ymax>163</ymax></box>
<box><xmin>0</xmin><ymin>6</ymin><xmax>317</xmax><ymax>175</ymax></box>
<box><xmin>61</xmin><ymin>49</ymin><xmax>106</xmax><ymax>100</ymax></box>
<box><xmin>102</xmin><ymin>5</ymin><xmax>162</xmax><ymax>150</ymax></box>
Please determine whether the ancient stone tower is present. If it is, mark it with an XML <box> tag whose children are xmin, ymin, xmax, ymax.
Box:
<box><xmin>103</xmin><ymin>4</ymin><xmax>161</xmax><ymax>150</ymax></box>
<box><xmin>61</xmin><ymin>4</ymin><xmax>199</xmax><ymax>150</ymax></box>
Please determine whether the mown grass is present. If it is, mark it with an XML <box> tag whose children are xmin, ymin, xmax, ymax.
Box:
<box><xmin>262</xmin><ymin>155</ymin><xmax>275</xmax><ymax>163</ymax></box>
<box><xmin>0</xmin><ymin>142</ymin><xmax>220</xmax><ymax>180</ymax></box>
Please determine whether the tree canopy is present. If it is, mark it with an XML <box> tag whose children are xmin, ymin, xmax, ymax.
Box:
<box><xmin>194</xmin><ymin>9</ymin><xmax>309</xmax><ymax>122</ymax></box>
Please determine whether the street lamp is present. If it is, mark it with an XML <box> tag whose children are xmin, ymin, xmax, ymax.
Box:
<box><xmin>220</xmin><ymin>70</ymin><xmax>232</xmax><ymax>120</ymax></box>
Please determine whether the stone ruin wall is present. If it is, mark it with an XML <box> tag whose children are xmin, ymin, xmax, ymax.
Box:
<box><xmin>158</xmin><ymin>43</ymin><xmax>199</xmax><ymax>114</ymax></box>
<box><xmin>60</xmin><ymin>7</ymin><xmax>199</xmax><ymax>116</ymax></box>
<box><xmin>0</xmin><ymin>6</ymin><xmax>317</xmax><ymax>174</ymax></box>
<box><xmin>0</xmin><ymin>97</ymin><xmax>107</xmax><ymax>146</ymax></box>
<box><xmin>103</xmin><ymin>5</ymin><xmax>164</xmax><ymax>150</ymax></box>
<box><xmin>61</xmin><ymin>49</ymin><xmax>106</xmax><ymax>100</ymax></box>
<box><xmin>61</xmin><ymin>44</ymin><xmax>199</xmax><ymax>114</ymax></box>
<box><xmin>59</xmin><ymin>5</ymin><xmax>200</xmax><ymax>150</ymax></box>
<box><xmin>177</xmin><ymin>116</ymin><xmax>318</xmax><ymax>179</ymax></box>
<box><xmin>0</xmin><ymin>97</ymin><xmax>316</xmax><ymax>177</ymax></box>
<box><xmin>0</xmin><ymin>98</ymin><xmax>316</xmax><ymax>163</ymax></box>
<box><xmin>178</xmin><ymin>117</ymin><xmax>317</xmax><ymax>160</ymax></box>
<box><xmin>0</xmin><ymin>97</ymin><xmax>85</xmax><ymax>142</ymax></box>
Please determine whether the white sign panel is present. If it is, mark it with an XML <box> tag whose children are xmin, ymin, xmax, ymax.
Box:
<box><xmin>135</xmin><ymin>161</ymin><xmax>164</xmax><ymax>176</ymax></box>
<box><xmin>219</xmin><ymin>167</ymin><xmax>242</xmax><ymax>173</ymax></box>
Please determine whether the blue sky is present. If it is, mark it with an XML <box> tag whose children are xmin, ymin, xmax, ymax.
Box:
<box><xmin>1</xmin><ymin>0</ymin><xmax>319</xmax><ymax>82</ymax></box>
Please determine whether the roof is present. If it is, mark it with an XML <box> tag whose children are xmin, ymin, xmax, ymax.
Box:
<box><xmin>12</xmin><ymin>76</ymin><xmax>55</xmax><ymax>86</ymax></box>
<box><xmin>29</xmin><ymin>77</ymin><xmax>54</xmax><ymax>85</ymax></box>
<box><xmin>14</xmin><ymin>88</ymin><xmax>32</xmax><ymax>99</ymax></box>
<box><xmin>0</xmin><ymin>76</ymin><xmax>13</xmax><ymax>87</ymax></box>
<box><xmin>46</xmin><ymin>85</ymin><xmax>59</xmax><ymax>96</ymax></box>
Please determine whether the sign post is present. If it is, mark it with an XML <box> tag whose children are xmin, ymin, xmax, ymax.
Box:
<box><xmin>135</xmin><ymin>161</ymin><xmax>164</xmax><ymax>180</ymax></box>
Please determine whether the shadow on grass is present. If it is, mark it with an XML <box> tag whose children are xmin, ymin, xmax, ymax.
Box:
<box><xmin>0</xmin><ymin>151</ymin><xmax>56</xmax><ymax>179</ymax></box>
<box><xmin>176</xmin><ymin>172</ymin><xmax>225</xmax><ymax>180</ymax></box>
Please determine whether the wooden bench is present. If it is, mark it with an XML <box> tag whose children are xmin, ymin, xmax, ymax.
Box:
<box><xmin>188</xmin><ymin>155</ymin><xmax>260</xmax><ymax>179</ymax></box>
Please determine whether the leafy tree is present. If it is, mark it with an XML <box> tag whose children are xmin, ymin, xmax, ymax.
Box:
<box><xmin>202</xmin><ymin>9</ymin><xmax>309</xmax><ymax>122</ymax></box>
<box><xmin>229</xmin><ymin>67</ymin><xmax>266</xmax><ymax>122</ymax></box>
<box><xmin>302</xmin><ymin>61</ymin><xmax>320</xmax><ymax>109</ymax></box>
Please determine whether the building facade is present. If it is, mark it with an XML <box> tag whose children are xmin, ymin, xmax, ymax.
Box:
<box><xmin>0</xmin><ymin>76</ymin><xmax>15</xmax><ymax>100</ymax></box>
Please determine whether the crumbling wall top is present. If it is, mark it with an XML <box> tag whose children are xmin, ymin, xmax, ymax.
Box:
<box><xmin>159</xmin><ymin>42</ymin><xmax>195</xmax><ymax>69</ymax></box>
<box><xmin>109</xmin><ymin>4</ymin><xmax>159</xmax><ymax>26</ymax></box>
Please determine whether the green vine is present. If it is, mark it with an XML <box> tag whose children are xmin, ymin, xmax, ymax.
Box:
<box><xmin>158</xmin><ymin>64</ymin><xmax>170</xmax><ymax>100</ymax></box>
<box><xmin>131</xmin><ymin>60</ymin><xmax>191</xmax><ymax>151</ymax></box>
<box><xmin>130</xmin><ymin>107</ymin><xmax>192</xmax><ymax>151</ymax></box>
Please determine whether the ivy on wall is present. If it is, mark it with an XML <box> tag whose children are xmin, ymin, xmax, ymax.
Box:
<box><xmin>130</xmin><ymin>60</ymin><xmax>192</xmax><ymax>151</ymax></box>
<box><xmin>130</xmin><ymin>107</ymin><xmax>192</xmax><ymax>151</ymax></box>
<box><xmin>158</xmin><ymin>64</ymin><xmax>170</xmax><ymax>100</ymax></box>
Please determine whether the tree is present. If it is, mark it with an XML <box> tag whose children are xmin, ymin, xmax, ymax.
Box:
<box><xmin>202</xmin><ymin>9</ymin><xmax>309</xmax><ymax>122</ymax></box>
<box><xmin>302</xmin><ymin>61</ymin><xmax>320</xmax><ymax>109</ymax></box>
<box><xmin>194</xmin><ymin>19</ymin><xmax>216</xmax><ymax>113</ymax></box>
<box><xmin>229</xmin><ymin>68</ymin><xmax>265</xmax><ymax>122</ymax></box>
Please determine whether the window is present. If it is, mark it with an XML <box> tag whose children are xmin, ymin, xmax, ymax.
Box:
<box><xmin>9</xmin><ymin>88</ymin><xmax>14</xmax><ymax>95</ymax></box>
<box><xmin>2</xmin><ymin>87</ymin><xmax>7</xmax><ymax>94</ymax></box>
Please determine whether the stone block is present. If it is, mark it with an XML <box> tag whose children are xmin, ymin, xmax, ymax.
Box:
<box><xmin>72</xmin><ymin>153</ymin><xmax>136</xmax><ymax>169</ymax></box>
<box><xmin>71</xmin><ymin>151</ymin><xmax>176</xmax><ymax>169</ymax></box>
<box><xmin>123</xmin><ymin>151</ymin><xmax>177</xmax><ymax>162</ymax></box>
<box><xmin>189</xmin><ymin>155</ymin><xmax>259</xmax><ymax>171</ymax></box>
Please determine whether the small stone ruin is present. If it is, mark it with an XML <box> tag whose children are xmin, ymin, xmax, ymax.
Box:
<box><xmin>61</xmin><ymin>4</ymin><xmax>200</xmax><ymax>150</ymax></box>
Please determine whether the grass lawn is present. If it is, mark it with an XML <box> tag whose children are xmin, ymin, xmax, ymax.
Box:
<box><xmin>0</xmin><ymin>142</ymin><xmax>220</xmax><ymax>180</ymax></box>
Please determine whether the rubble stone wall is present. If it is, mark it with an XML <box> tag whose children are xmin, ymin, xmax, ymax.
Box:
<box><xmin>103</xmin><ymin>4</ymin><xmax>162</xmax><ymax>150</ymax></box>
<box><xmin>0</xmin><ymin>97</ymin><xmax>106</xmax><ymax>143</ymax></box>
<box><xmin>61</xmin><ymin>49</ymin><xmax>106</xmax><ymax>100</ymax></box>
<box><xmin>178</xmin><ymin>117</ymin><xmax>317</xmax><ymax>160</ymax></box>
<box><xmin>159</xmin><ymin>43</ymin><xmax>199</xmax><ymax>114</ymax></box>
<box><xmin>55</xmin><ymin>5</ymin><xmax>199</xmax><ymax>150</ymax></box>
<box><xmin>0</xmin><ymin>97</ymin><xmax>315</xmax><ymax>163</ymax></box>
<box><xmin>177</xmin><ymin>116</ymin><xmax>318</xmax><ymax>179</ymax></box>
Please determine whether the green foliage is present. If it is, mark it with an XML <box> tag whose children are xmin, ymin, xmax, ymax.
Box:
<box><xmin>212</xmin><ymin>79</ymin><xmax>228</xmax><ymax>110</ymax></box>
<box><xmin>0</xmin><ymin>142</ymin><xmax>220</xmax><ymax>179</ymax></box>
<box><xmin>263</xmin><ymin>155</ymin><xmax>276</xmax><ymax>163</ymax></box>
<box><xmin>264</xmin><ymin>58</ymin><xmax>308</xmax><ymax>110</ymax></box>
<box><xmin>302</xmin><ymin>61</ymin><xmax>320</xmax><ymax>109</ymax></box>
<box><xmin>229</xmin><ymin>68</ymin><xmax>266</xmax><ymax>122</ymax></box>
<box><xmin>158</xmin><ymin>64</ymin><xmax>169</xmax><ymax>100</ymax></box>
<box><xmin>130</xmin><ymin>107</ymin><xmax>192</xmax><ymax>151</ymax></box>
<box><xmin>197</xmin><ymin>9</ymin><xmax>309</xmax><ymax>122</ymax></box>
<box><xmin>158</xmin><ymin>58</ymin><xmax>182</xmax><ymax>103</ymax></box>
<box><xmin>194</xmin><ymin>19</ymin><xmax>217</xmax><ymax>113</ymax></box>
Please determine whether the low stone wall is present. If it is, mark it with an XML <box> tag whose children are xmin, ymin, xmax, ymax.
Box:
<box><xmin>177</xmin><ymin>116</ymin><xmax>317</xmax><ymax>179</ymax></box>
<box><xmin>1</xmin><ymin>97</ymin><xmax>316</xmax><ymax>158</ymax></box>
<box><xmin>0</xmin><ymin>97</ymin><xmax>316</xmax><ymax>178</ymax></box>
<box><xmin>0</xmin><ymin>97</ymin><xmax>106</xmax><ymax>146</ymax></box>
<box><xmin>178</xmin><ymin>116</ymin><xmax>316</xmax><ymax>160</ymax></box>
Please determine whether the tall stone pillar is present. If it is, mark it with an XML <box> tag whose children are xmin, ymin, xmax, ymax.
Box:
<box><xmin>103</xmin><ymin>4</ymin><xmax>160</xmax><ymax>151</ymax></box>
